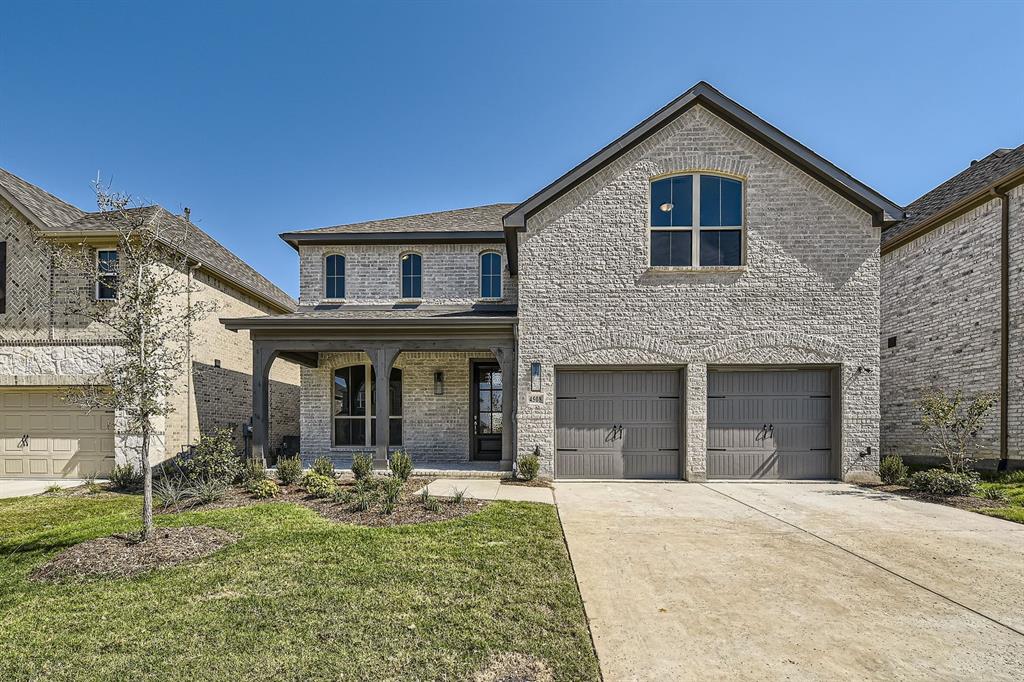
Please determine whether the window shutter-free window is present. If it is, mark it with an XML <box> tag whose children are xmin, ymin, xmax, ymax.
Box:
<box><xmin>649</xmin><ymin>173</ymin><xmax>743</xmax><ymax>267</ymax></box>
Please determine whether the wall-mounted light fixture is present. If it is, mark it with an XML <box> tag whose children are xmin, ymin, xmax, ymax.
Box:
<box><xmin>434</xmin><ymin>371</ymin><xmax>445</xmax><ymax>395</ymax></box>
<box><xmin>530</xmin><ymin>362</ymin><xmax>541</xmax><ymax>392</ymax></box>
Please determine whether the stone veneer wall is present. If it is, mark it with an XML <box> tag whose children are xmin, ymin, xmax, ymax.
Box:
<box><xmin>300</xmin><ymin>350</ymin><xmax>496</xmax><ymax>464</ymax></box>
<box><xmin>881</xmin><ymin>183</ymin><xmax>1023</xmax><ymax>461</ymax></box>
<box><xmin>297</xmin><ymin>243</ymin><xmax>516</xmax><ymax>307</ymax></box>
<box><xmin>515</xmin><ymin>104</ymin><xmax>881</xmax><ymax>481</ymax></box>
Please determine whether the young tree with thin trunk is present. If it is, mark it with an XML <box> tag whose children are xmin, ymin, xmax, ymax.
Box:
<box><xmin>52</xmin><ymin>181</ymin><xmax>214</xmax><ymax>540</ymax></box>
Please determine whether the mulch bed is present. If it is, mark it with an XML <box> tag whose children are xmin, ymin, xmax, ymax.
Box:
<box><xmin>860</xmin><ymin>483</ymin><xmax>1004</xmax><ymax>512</ymax></box>
<box><xmin>161</xmin><ymin>477</ymin><xmax>489</xmax><ymax>527</ymax></box>
<box><xmin>502</xmin><ymin>479</ymin><xmax>552</xmax><ymax>488</ymax></box>
<box><xmin>30</xmin><ymin>526</ymin><xmax>238</xmax><ymax>583</ymax></box>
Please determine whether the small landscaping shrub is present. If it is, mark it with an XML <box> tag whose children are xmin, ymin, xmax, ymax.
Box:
<box><xmin>352</xmin><ymin>452</ymin><xmax>375</xmax><ymax>480</ymax></box>
<box><xmin>181</xmin><ymin>429</ymin><xmax>242</xmax><ymax>484</ymax></box>
<box><xmin>908</xmin><ymin>468</ymin><xmax>978</xmax><ymax>497</ymax></box>
<box><xmin>188</xmin><ymin>477</ymin><xmax>228</xmax><ymax>504</ymax></box>
<box><xmin>354</xmin><ymin>477</ymin><xmax>378</xmax><ymax>496</ymax></box>
<box><xmin>311</xmin><ymin>456</ymin><xmax>335</xmax><ymax>479</ymax></box>
<box><xmin>380</xmin><ymin>476</ymin><xmax>403</xmax><ymax>505</ymax></box>
<box><xmin>517</xmin><ymin>453</ymin><xmax>541</xmax><ymax>481</ymax></box>
<box><xmin>381</xmin><ymin>500</ymin><xmax>396</xmax><ymax>515</ymax></box>
<box><xmin>276</xmin><ymin>456</ymin><xmax>302</xmax><ymax>485</ymax></box>
<box><xmin>240</xmin><ymin>459</ymin><xmax>267</xmax><ymax>484</ymax></box>
<box><xmin>979</xmin><ymin>486</ymin><xmax>1008</xmax><ymax>501</ymax></box>
<box><xmin>154</xmin><ymin>473</ymin><xmax>188</xmax><ymax>510</ymax></box>
<box><xmin>246</xmin><ymin>478</ymin><xmax>280</xmax><ymax>499</ymax></box>
<box><xmin>389</xmin><ymin>450</ymin><xmax>413</xmax><ymax>482</ymax></box>
<box><xmin>44</xmin><ymin>483</ymin><xmax>63</xmax><ymax>495</ymax></box>
<box><xmin>351</xmin><ymin>493</ymin><xmax>373</xmax><ymax>512</ymax></box>
<box><xmin>109</xmin><ymin>463</ymin><xmax>143</xmax><ymax>490</ymax></box>
<box><xmin>1000</xmin><ymin>470</ymin><xmax>1024</xmax><ymax>484</ymax></box>
<box><xmin>302</xmin><ymin>472</ymin><xmax>337</xmax><ymax>498</ymax></box>
<box><xmin>422</xmin><ymin>494</ymin><xmax>442</xmax><ymax>513</ymax></box>
<box><xmin>451</xmin><ymin>487</ymin><xmax>466</xmax><ymax>504</ymax></box>
<box><xmin>917</xmin><ymin>387</ymin><xmax>997</xmax><ymax>474</ymax></box>
<box><xmin>83</xmin><ymin>475</ymin><xmax>102</xmax><ymax>495</ymax></box>
<box><xmin>879</xmin><ymin>454</ymin><xmax>908</xmax><ymax>485</ymax></box>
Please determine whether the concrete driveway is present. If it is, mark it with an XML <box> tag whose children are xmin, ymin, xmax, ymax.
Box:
<box><xmin>0</xmin><ymin>479</ymin><xmax>86</xmax><ymax>499</ymax></box>
<box><xmin>555</xmin><ymin>481</ymin><xmax>1024</xmax><ymax>681</ymax></box>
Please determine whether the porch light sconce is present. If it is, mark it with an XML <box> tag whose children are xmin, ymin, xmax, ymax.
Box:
<box><xmin>434</xmin><ymin>371</ymin><xmax>445</xmax><ymax>395</ymax></box>
<box><xmin>530</xmin><ymin>362</ymin><xmax>541</xmax><ymax>392</ymax></box>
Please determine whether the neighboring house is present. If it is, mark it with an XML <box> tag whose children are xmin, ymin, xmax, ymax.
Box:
<box><xmin>881</xmin><ymin>146</ymin><xmax>1024</xmax><ymax>469</ymax></box>
<box><xmin>225</xmin><ymin>82</ymin><xmax>901</xmax><ymax>482</ymax></box>
<box><xmin>0</xmin><ymin>167</ymin><xmax>301</xmax><ymax>479</ymax></box>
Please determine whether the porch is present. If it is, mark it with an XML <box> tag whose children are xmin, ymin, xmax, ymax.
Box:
<box><xmin>222</xmin><ymin>306</ymin><xmax>518</xmax><ymax>472</ymax></box>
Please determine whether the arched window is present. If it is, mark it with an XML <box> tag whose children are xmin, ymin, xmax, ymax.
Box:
<box><xmin>480</xmin><ymin>252</ymin><xmax>502</xmax><ymax>299</ymax></box>
<box><xmin>400</xmin><ymin>253</ymin><xmax>422</xmax><ymax>299</ymax></box>
<box><xmin>650</xmin><ymin>173</ymin><xmax>743</xmax><ymax>267</ymax></box>
<box><xmin>325</xmin><ymin>254</ymin><xmax>345</xmax><ymax>298</ymax></box>
<box><xmin>333</xmin><ymin>364</ymin><xmax>402</xmax><ymax>446</ymax></box>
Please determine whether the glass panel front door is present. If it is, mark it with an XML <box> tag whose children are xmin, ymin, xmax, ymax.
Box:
<box><xmin>473</xmin><ymin>363</ymin><xmax>503</xmax><ymax>461</ymax></box>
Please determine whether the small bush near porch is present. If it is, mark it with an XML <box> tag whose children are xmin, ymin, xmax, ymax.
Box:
<box><xmin>0</xmin><ymin>494</ymin><xmax>600</xmax><ymax>681</ymax></box>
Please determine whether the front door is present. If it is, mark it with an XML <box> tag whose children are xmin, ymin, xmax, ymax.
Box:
<box><xmin>472</xmin><ymin>363</ymin><xmax>503</xmax><ymax>461</ymax></box>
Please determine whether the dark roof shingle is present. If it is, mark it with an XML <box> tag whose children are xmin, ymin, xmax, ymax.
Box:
<box><xmin>289</xmin><ymin>203</ymin><xmax>516</xmax><ymax>235</ymax></box>
<box><xmin>883</xmin><ymin>145</ymin><xmax>1024</xmax><ymax>247</ymax></box>
<box><xmin>0</xmin><ymin>166</ymin><xmax>84</xmax><ymax>228</ymax></box>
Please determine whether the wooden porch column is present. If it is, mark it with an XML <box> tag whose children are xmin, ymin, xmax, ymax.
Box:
<box><xmin>491</xmin><ymin>345</ymin><xmax>516</xmax><ymax>472</ymax></box>
<box><xmin>251</xmin><ymin>341</ymin><xmax>278</xmax><ymax>467</ymax></box>
<box><xmin>366</xmin><ymin>346</ymin><xmax>400</xmax><ymax>467</ymax></box>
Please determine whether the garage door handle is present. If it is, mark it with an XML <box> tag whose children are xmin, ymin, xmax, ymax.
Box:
<box><xmin>767</xmin><ymin>424</ymin><xmax>774</xmax><ymax>439</ymax></box>
<box><xmin>19</xmin><ymin>434</ymin><xmax>29</xmax><ymax>448</ymax></box>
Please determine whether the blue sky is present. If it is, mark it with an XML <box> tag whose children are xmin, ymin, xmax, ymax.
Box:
<box><xmin>2</xmin><ymin>1</ymin><xmax>1022</xmax><ymax>297</ymax></box>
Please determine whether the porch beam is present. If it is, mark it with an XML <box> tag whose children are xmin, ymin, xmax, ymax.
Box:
<box><xmin>366</xmin><ymin>346</ymin><xmax>400</xmax><ymax>468</ymax></box>
<box><xmin>278</xmin><ymin>351</ymin><xmax>319</xmax><ymax>368</ymax></box>
<box><xmin>490</xmin><ymin>344</ymin><xmax>516</xmax><ymax>472</ymax></box>
<box><xmin>248</xmin><ymin>338</ymin><xmax>511</xmax><ymax>353</ymax></box>
<box><xmin>251</xmin><ymin>341</ymin><xmax>278</xmax><ymax>467</ymax></box>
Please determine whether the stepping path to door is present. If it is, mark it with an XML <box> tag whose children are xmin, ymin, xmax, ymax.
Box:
<box><xmin>416</xmin><ymin>478</ymin><xmax>554</xmax><ymax>504</ymax></box>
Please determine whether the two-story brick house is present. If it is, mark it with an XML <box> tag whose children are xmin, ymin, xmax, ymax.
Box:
<box><xmin>881</xmin><ymin>146</ymin><xmax>1024</xmax><ymax>469</ymax></box>
<box><xmin>0</xmin><ymin>167</ymin><xmax>301</xmax><ymax>479</ymax></box>
<box><xmin>225</xmin><ymin>82</ymin><xmax>902</xmax><ymax>481</ymax></box>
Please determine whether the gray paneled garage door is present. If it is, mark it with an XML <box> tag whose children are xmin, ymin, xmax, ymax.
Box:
<box><xmin>556</xmin><ymin>370</ymin><xmax>680</xmax><ymax>479</ymax></box>
<box><xmin>707</xmin><ymin>369</ymin><xmax>833</xmax><ymax>479</ymax></box>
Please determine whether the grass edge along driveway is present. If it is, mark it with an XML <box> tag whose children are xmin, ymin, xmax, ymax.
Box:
<box><xmin>0</xmin><ymin>493</ymin><xmax>600</xmax><ymax>681</ymax></box>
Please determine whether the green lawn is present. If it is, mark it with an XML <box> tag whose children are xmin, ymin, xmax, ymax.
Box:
<box><xmin>976</xmin><ymin>477</ymin><xmax>1024</xmax><ymax>524</ymax></box>
<box><xmin>0</xmin><ymin>493</ymin><xmax>600</xmax><ymax>681</ymax></box>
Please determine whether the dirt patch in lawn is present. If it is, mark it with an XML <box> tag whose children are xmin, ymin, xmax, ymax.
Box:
<box><xmin>861</xmin><ymin>483</ymin><xmax>1005</xmax><ymax>512</ymax></box>
<box><xmin>472</xmin><ymin>652</ymin><xmax>554</xmax><ymax>682</ymax></box>
<box><xmin>162</xmin><ymin>477</ymin><xmax>490</xmax><ymax>527</ymax></box>
<box><xmin>31</xmin><ymin>526</ymin><xmax>238</xmax><ymax>583</ymax></box>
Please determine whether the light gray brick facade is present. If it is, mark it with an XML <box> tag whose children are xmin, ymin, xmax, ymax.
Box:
<box><xmin>514</xmin><ymin>105</ymin><xmax>881</xmax><ymax>481</ymax></box>
<box><xmin>881</xmin><ymin>183</ymin><xmax>1023</xmax><ymax>462</ymax></box>
<box><xmin>298</xmin><ymin>243</ymin><xmax>516</xmax><ymax>307</ymax></box>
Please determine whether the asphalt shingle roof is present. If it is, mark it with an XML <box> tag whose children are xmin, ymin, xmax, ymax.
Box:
<box><xmin>883</xmin><ymin>145</ymin><xmax>1024</xmax><ymax>247</ymax></box>
<box><xmin>222</xmin><ymin>304</ymin><xmax>517</xmax><ymax>327</ymax></box>
<box><xmin>0</xmin><ymin>166</ymin><xmax>84</xmax><ymax>228</ymax></box>
<box><xmin>0</xmin><ymin>167</ymin><xmax>296</xmax><ymax>312</ymax></box>
<box><xmin>289</xmin><ymin>203</ymin><xmax>517</xmax><ymax>234</ymax></box>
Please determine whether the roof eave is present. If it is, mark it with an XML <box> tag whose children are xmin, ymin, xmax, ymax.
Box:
<box><xmin>502</xmin><ymin>81</ymin><xmax>904</xmax><ymax>231</ymax></box>
<box><xmin>281</xmin><ymin>230</ymin><xmax>507</xmax><ymax>250</ymax></box>
<box><xmin>221</xmin><ymin>315</ymin><xmax>517</xmax><ymax>333</ymax></box>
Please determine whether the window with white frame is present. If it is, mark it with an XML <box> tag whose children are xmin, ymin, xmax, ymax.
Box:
<box><xmin>400</xmin><ymin>253</ymin><xmax>422</xmax><ymax>299</ymax></box>
<box><xmin>96</xmin><ymin>249</ymin><xmax>119</xmax><ymax>300</ymax></box>
<box><xmin>650</xmin><ymin>173</ymin><xmax>743</xmax><ymax>267</ymax></box>
<box><xmin>479</xmin><ymin>251</ymin><xmax>502</xmax><ymax>299</ymax></box>
<box><xmin>325</xmin><ymin>254</ymin><xmax>345</xmax><ymax>298</ymax></box>
<box><xmin>333</xmin><ymin>363</ymin><xmax>403</xmax><ymax>447</ymax></box>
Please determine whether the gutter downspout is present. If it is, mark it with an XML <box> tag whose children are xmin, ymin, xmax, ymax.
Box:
<box><xmin>994</xmin><ymin>188</ymin><xmax>1010</xmax><ymax>471</ymax></box>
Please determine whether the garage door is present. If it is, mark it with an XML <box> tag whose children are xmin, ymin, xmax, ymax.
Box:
<box><xmin>556</xmin><ymin>370</ymin><xmax>680</xmax><ymax>479</ymax></box>
<box><xmin>0</xmin><ymin>389</ymin><xmax>115</xmax><ymax>479</ymax></box>
<box><xmin>707</xmin><ymin>369</ymin><xmax>833</xmax><ymax>479</ymax></box>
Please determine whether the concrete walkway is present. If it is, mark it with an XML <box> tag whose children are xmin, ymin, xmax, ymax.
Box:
<box><xmin>0</xmin><ymin>479</ymin><xmax>90</xmax><ymax>499</ymax></box>
<box><xmin>416</xmin><ymin>478</ymin><xmax>554</xmax><ymax>504</ymax></box>
<box><xmin>555</xmin><ymin>481</ymin><xmax>1024</xmax><ymax>681</ymax></box>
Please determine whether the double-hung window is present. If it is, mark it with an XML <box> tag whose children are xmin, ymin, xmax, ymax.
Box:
<box><xmin>96</xmin><ymin>249</ymin><xmax>119</xmax><ymax>300</ymax></box>
<box><xmin>650</xmin><ymin>173</ymin><xmax>743</xmax><ymax>267</ymax></box>
<box><xmin>401</xmin><ymin>253</ymin><xmax>422</xmax><ymax>299</ymax></box>
<box><xmin>479</xmin><ymin>252</ymin><xmax>502</xmax><ymax>299</ymax></box>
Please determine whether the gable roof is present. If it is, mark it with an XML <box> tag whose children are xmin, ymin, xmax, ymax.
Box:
<box><xmin>502</xmin><ymin>81</ymin><xmax>904</xmax><ymax>231</ymax></box>
<box><xmin>0</xmin><ymin>166</ymin><xmax>84</xmax><ymax>228</ymax></box>
<box><xmin>280</xmin><ymin>203</ymin><xmax>515</xmax><ymax>249</ymax></box>
<box><xmin>0</xmin><ymin>166</ymin><xmax>296</xmax><ymax>313</ymax></box>
<box><xmin>882</xmin><ymin>144</ymin><xmax>1024</xmax><ymax>251</ymax></box>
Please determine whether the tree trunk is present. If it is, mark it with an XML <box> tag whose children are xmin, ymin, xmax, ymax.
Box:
<box><xmin>140</xmin><ymin>423</ymin><xmax>153</xmax><ymax>540</ymax></box>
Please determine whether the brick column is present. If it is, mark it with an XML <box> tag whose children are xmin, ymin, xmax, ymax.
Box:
<box><xmin>684</xmin><ymin>362</ymin><xmax>707</xmax><ymax>481</ymax></box>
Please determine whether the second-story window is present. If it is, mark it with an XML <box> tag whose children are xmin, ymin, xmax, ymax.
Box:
<box><xmin>650</xmin><ymin>173</ymin><xmax>743</xmax><ymax>267</ymax></box>
<box><xmin>480</xmin><ymin>252</ymin><xmax>502</xmax><ymax>299</ymax></box>
<box><xmin>96</xmin><ymin>249</ymin><xmax>119</xmax><ymax>301</ymax></box>
<box><xmin>401</xmin><ymin>253</ymin><xmax>422</xmax><ymax>299</ymax></box>
<box><xmin>325</xmin><ymin>254</ymin><xmax>345</xmax><ymax>299</ymax></box>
